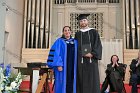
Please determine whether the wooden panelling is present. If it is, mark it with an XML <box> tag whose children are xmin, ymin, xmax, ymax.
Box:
<box><xmin>21</xmin><ymin>49</ymin><xmax>50</xmax><ymax>63</ymax></box>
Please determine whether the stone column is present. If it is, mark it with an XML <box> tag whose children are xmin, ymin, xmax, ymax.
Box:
<box><xmin>0</xmin><ymin>0</ymin><xmax>6</xmax><ymax>63</ymax></box>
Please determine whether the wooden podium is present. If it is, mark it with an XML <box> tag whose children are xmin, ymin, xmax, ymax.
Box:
<box><xmin>14</xmin><ymin>67</ymin><xmax>52</xmax><ymax>93</ymax></box>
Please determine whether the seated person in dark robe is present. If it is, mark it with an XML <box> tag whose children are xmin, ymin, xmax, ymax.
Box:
<box><xmin>101</xmin><ymin>55</ymin><xmax>126</xmax><ymax>93</ymax></box>
<box><xmin>129</xmin><ymin>51</ymin><xmax>140</xmax><ymax>93</ymax></box>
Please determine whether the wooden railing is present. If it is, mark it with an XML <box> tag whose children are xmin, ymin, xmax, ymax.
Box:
<box><xmin>54</xmin><ymin>0</ymin><xmax>120</xmax><ymax>4</ymax></box>
<box><xmin>36</xmin><ymin>73</ymin><xmax>47</xmax><ymax>93</ymax></box>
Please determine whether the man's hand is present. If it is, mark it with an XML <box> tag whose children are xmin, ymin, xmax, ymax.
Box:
<box><xmin>58</xmin><ymin>66</ymin><xmax>63</xmax><ymax>71</ymax></box>
<box><xmin>138</xmin><ymin>58</ymin><xmax>140</xmax><ymax>63</ymax></box>
<box><xmin>136</xmin><ymin>59</ymin><xmax>140</xmax><ymax>67</ymax></box>
<box><xmin>84</xmin><ymin>53</ymin><xmax>93</xmax><ymax>58</ymax></box>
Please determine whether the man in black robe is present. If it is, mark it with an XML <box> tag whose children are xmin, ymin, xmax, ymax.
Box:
<box><xmin>129</xmin><ymin>51</ymin><xmax>140</xmax><ymax>93</ymax></box>
<box><xmin>75</xmin><ymin>14</ymin><xmax>102</xmax><ymax>93</ymax></box>
<box><xmin>101</xmin><ymin>55</ymin><xmax>126</xmax><ymax>93</ymax></box>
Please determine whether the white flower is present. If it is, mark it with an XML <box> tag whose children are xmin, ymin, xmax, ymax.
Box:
<box><xmin>18</xmin><ymin>79</ymin><xmax>22</xmax><ymax>85</ymax></box>
<box><xmin>0</xmin><ymin>66</ymin><xmax>22</xmax><ymax>92</ymax></box>
<box><xmin>0</xmin><ymin>85</ymin><xmax>4</xmax><ymax>90</ymax></box>
<box><xmin>5</xmin><ymin>86</ymin><xmax>12</xmax><ymax>91</ymax></box>
<box><xmin>0</xmin><ymin>86</ymin><xmax>4</xmax><ymax>93</ymax></box>
<box><xmin>10</xmin><ymin>81</ymin><xmax>17</xmax><ymax>89</ymax></box>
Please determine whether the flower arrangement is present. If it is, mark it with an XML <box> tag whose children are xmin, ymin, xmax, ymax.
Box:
<box><xmin>0</xmin><ymin>63</ymin><xmax>22</xmax><ymax>93</ymax></box>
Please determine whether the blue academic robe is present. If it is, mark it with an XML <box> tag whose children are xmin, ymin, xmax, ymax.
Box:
<box><xmin>47</xmin><ymin>38</ymin><xmax>77</xmax><ymax>93</ymax></box>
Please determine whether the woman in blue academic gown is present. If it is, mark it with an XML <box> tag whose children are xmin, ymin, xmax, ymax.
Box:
<box><xmin>47</xmin><ymin>26</ymin><xmax>77</xmax><ymax>93</ymax></box>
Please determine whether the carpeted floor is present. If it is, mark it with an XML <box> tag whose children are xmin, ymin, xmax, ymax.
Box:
<box><xmin>20</xmin><ymin>81</ymin><xmax>54</xmax><ymax>93</ymax></box>
<box><xmin>20</xmin><ymin>81</ymin><xmax>140</xmax><ymax>93</ymax></box>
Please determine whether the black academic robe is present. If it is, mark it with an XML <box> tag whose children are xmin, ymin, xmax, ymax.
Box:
<box><xmin>75</xmin><ymin>28</ymin><xmax>102</xmax><ymax>93</ymax></box>
<box><xmin>130</xmin><ymin>59</ymin><xmax>140</xmax><ymax>76</ymax></box>
<box><xmin>101</xmin><ymin>63</ymin><xmax>126</xmax><ymax>93</ymax></box>
<box><xmin>129</xmin><ymin>59</ymin><xmax>140</xmax><ymax>85</ymax></box>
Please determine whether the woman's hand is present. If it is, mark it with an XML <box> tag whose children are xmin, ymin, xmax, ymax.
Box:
<box><xmin>58</xmin><ymin>66</ymin><xmax>63</xmax><ymax>71</ymax></box>
<box><xmin>112</xmin><ymin>62</ymin><xmax>116</xmax><ymax>67</ymax></box>
<box><xmin>85</xmin><ymin>53</ymin><xmax>93</xmax><ymax>58</ymax></box>
<box><xmin>115</xmin><ymin>62</ymin><xmax>119</xmax><ymax>67</ymax></box>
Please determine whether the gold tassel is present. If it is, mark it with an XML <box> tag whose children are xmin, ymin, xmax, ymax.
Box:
<box><xmin>81</xmin><ymin>57</ymin><xmax>83</xmax><ymax>64</ymax></box>
<box><xmin>90</xmin><ymin>58</ymin><xmax>92</xmax><ymax>63</ymax></box>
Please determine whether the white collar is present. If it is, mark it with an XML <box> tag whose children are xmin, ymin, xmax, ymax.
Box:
<box><xmin>80</xmin><ymin>28</ymin><xmax>94</xmax><ymax>32</ymax></box>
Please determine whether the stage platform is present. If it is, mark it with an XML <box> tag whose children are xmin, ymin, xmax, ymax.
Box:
<box><xmin>20</xmin><ymin>81</ymin><xmax>140</xmax><ymax>93</ymax></box>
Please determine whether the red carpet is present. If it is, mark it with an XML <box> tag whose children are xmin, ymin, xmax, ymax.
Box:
<box><xmin>20</xmin><ymin>81</ymin><xmax>140</xmax><ymax>93</ymax></box>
